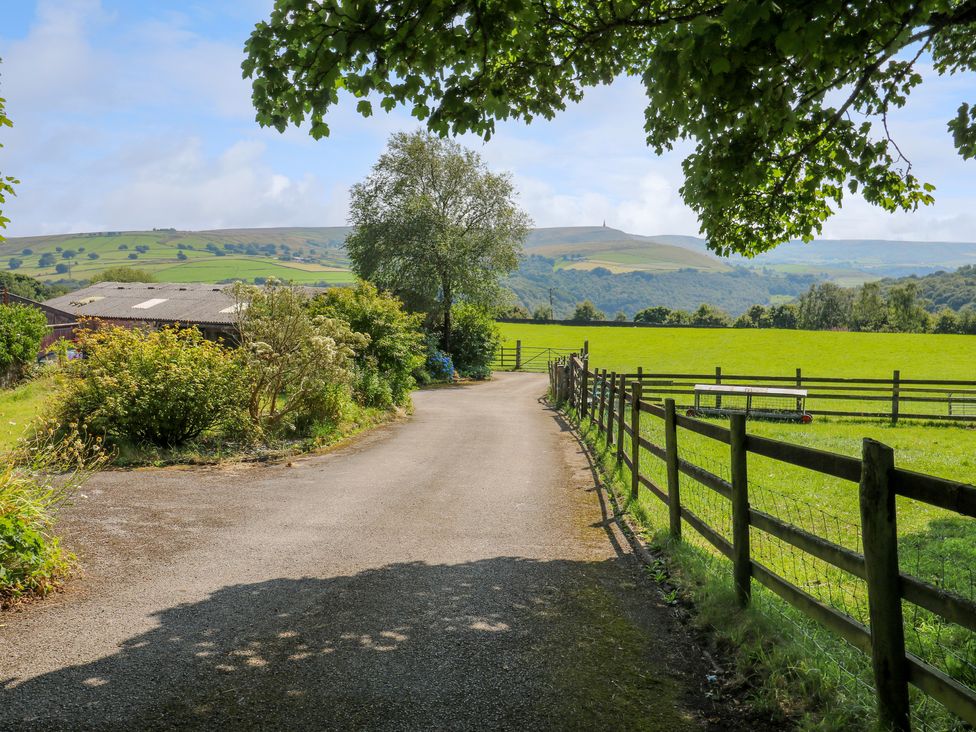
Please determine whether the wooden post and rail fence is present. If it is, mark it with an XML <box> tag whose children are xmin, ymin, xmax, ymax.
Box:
<box><xmin>549</xmin><ymin>352</ymin><xmax>976</xmax><ymax>731</ymax></box>
<box><xmin>538</xmin><ymin>345</ymin><xmax>976</xmax><ymax>423</ymax></box>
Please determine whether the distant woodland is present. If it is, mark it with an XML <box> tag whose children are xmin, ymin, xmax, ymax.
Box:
<box><xmin>503</xmin><ymin>255</ymin><xmax>818</xmax><ymax>318</ymax></box>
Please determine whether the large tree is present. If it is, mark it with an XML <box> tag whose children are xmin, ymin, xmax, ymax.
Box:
<box><xmin>243</xmin><ymin>1</ymin><xmax>976</xmax><ymax>256</ymax></box>
<box><xmin>346</xmin><ymin>130</ymin><xmax>530</xmax><ymax>349</ymax></box>
<box><xmin>0</xmin><ymin>60</ymin><xmax>18</xmax><ymax>241</ymax></box>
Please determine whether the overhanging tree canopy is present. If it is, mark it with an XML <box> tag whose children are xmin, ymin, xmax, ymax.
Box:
<box><xmin>0</xmin><ymin>59</ymin><xmax>19</xmax><ymax>241</ymax></box>
<box><xmin>243</xmin><ymin>1</ymin><xmax>976</xmax><ymax>256</ymax></box>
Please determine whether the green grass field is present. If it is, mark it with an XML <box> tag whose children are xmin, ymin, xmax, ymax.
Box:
<box><xmin>499</xmin><ymin>322</ymin><xmax>976</xmax><ymax>483</ymax></box>
<box><xmin>499</xmin><ymin>322</ymin><xmax>976</xmax><ymax>378</ymax></box>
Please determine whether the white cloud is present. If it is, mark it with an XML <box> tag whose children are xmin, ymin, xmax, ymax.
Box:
<box><xmin>11</xmin><ymin>137</ymin><xmax>345</xmax><ymax>234</ymax></box>
<box><xmin>0</xmin><ymin>2</ymin><xmax>973</xmax><ymax>243</ymax></box>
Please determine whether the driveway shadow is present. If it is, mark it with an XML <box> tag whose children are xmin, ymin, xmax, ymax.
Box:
<box><xmin>1</xmin><ymin>557</ymin><xmax>712</xmax><ymax>731</ymax></box>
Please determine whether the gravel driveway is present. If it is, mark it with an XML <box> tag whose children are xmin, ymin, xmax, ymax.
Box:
<box><xmin>0</xmin><ymin>373</ymin><xmax>761</xmax><ymax>730</ymax></box>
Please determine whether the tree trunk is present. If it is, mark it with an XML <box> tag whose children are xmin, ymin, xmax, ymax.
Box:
<box><xmin>442</xmin><ymin>283</ymin><xmax>453</xmax><ymax>354</ymax></box>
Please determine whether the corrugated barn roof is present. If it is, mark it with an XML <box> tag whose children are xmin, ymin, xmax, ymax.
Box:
<box><xmin>43</xmin><ymin>282</ymin><xmax>243</xmax><ymax>325</ymax></box>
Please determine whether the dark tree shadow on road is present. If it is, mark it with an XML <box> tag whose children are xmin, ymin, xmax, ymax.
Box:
<box><xmin>1</xmin><ymin>557</ymin><xmax>728</xmax><ymax>732</ymax></box>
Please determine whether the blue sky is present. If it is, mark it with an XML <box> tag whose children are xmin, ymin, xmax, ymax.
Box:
<box><xmin>1</xmin><ymin>0</ymin><xmax>974</xmax><ymax>241</ymax></box>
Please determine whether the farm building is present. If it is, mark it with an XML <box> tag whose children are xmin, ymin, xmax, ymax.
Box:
<box><xmin>41</xmin><ymin>282</ymin><xmax>247</xmax><ymax>341</ymax></box>
<box><xmin>2</xmin><ymin>288</ymin><xmax>79</xmax><ymax>350</ymax></box>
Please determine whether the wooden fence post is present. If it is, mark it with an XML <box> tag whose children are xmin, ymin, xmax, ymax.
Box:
<box><xmin>860</xmin><ymin>439</ymin><xmax>910</xmax><ymax>732</ymax></box>
<box><xmin>664</xmin><ymin>398</ymin><xmax>681</xmax><ymax>540</ymax></box>
<box><xmin>607</xmin><ymin>372</ymin><xmax>616</xmax><ymax>447</ymax></box>
<box><xmin>631</xmin><ymin>382</ymin><xmax>642</xmax><ymax>500</ymax></box>
<box><xmin>598</xmin><ymin>368</ymin><xmax>608</xmax><ymax>431</ymax></box>
<box><xmin>891</xmin><ymin>369</ymin><xmax>900</xmax><ymax>425</ymax></box>
<box><xmin>730</xmin><ymin>413</ymin><xmax>751</xmax><ymax>607</ymax></box>
<box><xmin>583</xmin><ymin>340</ymin><xmax>589</xmax><ymax>358</ymax></box>
<box><xmin>795</xmin><ymin>367</ymin><xmax>803</xmax><ymax>413</ymax></box>
<box><xmin>715</xmin><ymin>366</ymin><xmax>723</xmax><ymax>410</ymax></box>
<box><xmin>617</xmin><ymin>375</ymin><xmax>628</xmax><ymax>462</ymax></box>
<box><xmin>570</xmin><ymin>358</ymin><xmax>578</xmax><ymax>409</ymax></box>
<box><xmin>581</xmin><ymin>357</ymin><xmax>590</xmax><ymax>419</ymax></box>
<box><xmin>515</xmin><ymin>340</ymin><xmax>522</xmax><ymax>371</ymax></box>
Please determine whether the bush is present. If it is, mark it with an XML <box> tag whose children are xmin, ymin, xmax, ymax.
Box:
<box><xmin>691</xmin><ymin>303</ymin><xmax>732</xmax><ymax>326</ymax></box>
<box><xmin>310</xmin><ymin>282</ymin><xmax>424</xmax><ymax>407</ymax></box>
<box><xmin>234</xmin><ymin>282</ymin><xmax>366</xmax><ymax>435</ymax></box>
<box><xmin>532</xmin><ymin>305</ymin><xmax>553</xmax><ymax>320</ymax></box>
<box><xmin>665</xmin><ymin>309</ymin><xmax>692</xmax><ymax>325</ymax></box>
<box><xmin>7</xmin><ymin>258</ymin><xmax>22</xmax><ymax>270</ymax></box>
<box><xmin>572</xmin><ymin>299</ymin><xmax>605</xmax><ymax>322</ymax></box>
<box><xmin>447</xmin><ymin>303</ymin><xmax>500</xmax><ymax>379</ymax></box>
<box><xmin>1</xmin><ymin>435</ymin><xmax>105</xmax><ymax>605</ymax></box>
<box><xmin>0</xmin><ymin>304</ymin><xmax>47</xmax><ymax>385</ymax></box>
<box><xmin>50</xmin><ymin>325</ymin><xmax>245</xmax><ymax>447</ymax></box>
<box><xmin>635</xmin><ymin>305</ymin><xmax>671</xmax><ymax>324</ymax></box>
<box><xmin>89</xmin><ymin>266</ymin><xmax>157</xmax><ymax>284</ymax></box>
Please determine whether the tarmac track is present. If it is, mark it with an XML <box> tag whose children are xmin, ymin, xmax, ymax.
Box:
<box><xmin>0</xmin><ymin>373</ymin><xmax>765</xmax><ymax>730</ymax></box>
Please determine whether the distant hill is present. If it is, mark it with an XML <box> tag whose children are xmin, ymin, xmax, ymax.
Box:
<box><xmin>505</xmin><ymin>255</ymin><xmax>817</xmax><ymax>318</ymax></box>
<box><xmin>4</xmin><ymin>225</ymin><xmax>975</xmax><ymax>316</ymax></box>
<box><xmin>656</xmin><ymin>234</ymin><xmax>976</xmax><ymax>284</ymax></box>
<box><xmin>0</xmin><ymin>227</ymin><xmax>355</xmax><ymax>285</ymax></box>
<box><xmin>526</xmin><ymin>227</ymin><xmax>728</xmax><ymax>274</ymax></box>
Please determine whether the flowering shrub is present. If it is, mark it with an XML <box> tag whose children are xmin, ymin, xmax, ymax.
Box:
<box><xmin>234</xmin><ymin>282</ymin><xmax>367</xmax><ymax>434</ymax></box>
<box><xmin>49</xmin><ymin>325</ymin><xmax>245</xmax><ymax>447</ymax></box>
<box><xmin>427</xmin><ymin>349</ymin><xmax>455</xmax><ymax>381</ymax></box>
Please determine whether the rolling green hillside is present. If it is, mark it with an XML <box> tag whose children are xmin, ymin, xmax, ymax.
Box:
<box><xmin>0</xmin><ymin>227</ymin><xmax>355</xmax><ymax>285</ymax></box>
<box><xmin>5</xmin><ymin>225</ymin><xmax>975</xmax><ymax>298</ymax></box>
<box><xmin>527</xmin><ymin>226</ymin><xmax>728</xmax><ymax>273</ymax></box>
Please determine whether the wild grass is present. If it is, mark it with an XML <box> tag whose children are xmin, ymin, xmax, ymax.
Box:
<box><xmin>0</xmin><ymin>433</ymin><xmax>106</xmax><ymax>606</ymax></box>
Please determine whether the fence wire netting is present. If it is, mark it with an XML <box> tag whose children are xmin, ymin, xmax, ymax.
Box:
<box><xmin>576</xmin><ymin>368</ymin><xmax>976</xmax><ymax>731</ymax></box>
<box><xmin>633</xmin><ymin>373</ymin><xmax>976</xmax><ymax>423</ymax></box>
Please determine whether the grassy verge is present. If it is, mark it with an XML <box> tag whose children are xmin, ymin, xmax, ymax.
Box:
<box><xmin>109</xmin><ymin>402</ymin><xmax>406</xmax><ymax>468</ymax></box>
<box><xmin>566</xmin><ymin>405</ymin><xmax>969</xmax><ymax>731</ymax></box>
<box><xmin>0</xmin><ymin>371</ymin><xmax>408</xmax><ymax>469</ymax></box>
<box><xmin>0</xmin><ymin>374</ymin><xmax>55</xmax><ymax>452</ymax></box>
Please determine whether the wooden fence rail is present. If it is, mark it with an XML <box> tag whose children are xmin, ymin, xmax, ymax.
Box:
<box><xmin>492</xmin><ymin>342</ymin><xmax>583</xmax><ymax>373</ymax></box>
<box><xmin>616</xmin><ymin>368</ymin><xmax>976</xmax><ymax>423</ymax></box>
<box><xmin>550</xmin><ymin>353</ymin><xmax>976</xmax><ymax>731</ymax></box>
